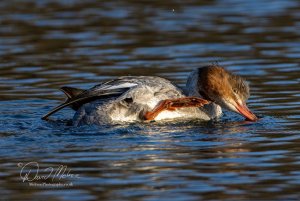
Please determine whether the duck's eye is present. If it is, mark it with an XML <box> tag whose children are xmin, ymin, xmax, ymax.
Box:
<box><xmin>233</xmin><ymin>89</ymin><xmax>238</xmax><ymax>94</ymax></box>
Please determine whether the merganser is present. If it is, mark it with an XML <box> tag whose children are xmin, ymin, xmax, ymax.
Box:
<box><xmin>42</xmin><ymin>65</ymin><xmax>257</xmax><ymax>126</ymax></box>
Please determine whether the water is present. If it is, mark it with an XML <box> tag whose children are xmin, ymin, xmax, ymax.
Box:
<box><xmin>0</xmin><ymin>0</ymin><xmax>300</xmax><ymax>200</ymax></box>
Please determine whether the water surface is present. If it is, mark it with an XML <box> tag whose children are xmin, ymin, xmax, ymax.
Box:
<box><xmin>0</xmin><ymin>0</ymin><xmax>300</xmax><ymax>200</ymax></box>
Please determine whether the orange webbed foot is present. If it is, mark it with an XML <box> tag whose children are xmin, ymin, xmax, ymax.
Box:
<box><xmin>143</xmin><ymin>97</ymin><xmax>210</xmax><ymax>121</ymax></box>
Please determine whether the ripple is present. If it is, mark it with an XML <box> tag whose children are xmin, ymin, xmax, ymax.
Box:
<box><xmin>0</xmin><ymin>0</ymin><xmax>300</xmax><ymax>200</ymax></box>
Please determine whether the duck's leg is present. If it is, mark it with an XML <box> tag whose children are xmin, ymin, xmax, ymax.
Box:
<box><xmin>144</xmin><ymin>97</ymin><xmax>210</xmax><ymax>120</ymax></box>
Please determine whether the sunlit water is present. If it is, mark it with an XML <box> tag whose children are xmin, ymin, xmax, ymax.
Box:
<box><xmin>0</xmin><ymin>0</ymin><xmax>300</xmax><ymax>200</ymax></box>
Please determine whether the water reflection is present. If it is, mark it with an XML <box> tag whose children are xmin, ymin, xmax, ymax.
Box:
<box><xmin>0</xmin><ymin>0</ymin><xmax>300</xmax><ymax>200</ymax></box>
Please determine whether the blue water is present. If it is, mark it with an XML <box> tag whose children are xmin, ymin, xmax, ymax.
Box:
<box><xmin>1</xmin><ymin>0</ymin><xmax>300</xmax><ymax>200</ymax></box>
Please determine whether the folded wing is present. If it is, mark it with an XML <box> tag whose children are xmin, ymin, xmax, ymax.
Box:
<box><xmin>41</xmin><ymin>79</ymin><xmax>138</xmax><ymax>120</ymax></box>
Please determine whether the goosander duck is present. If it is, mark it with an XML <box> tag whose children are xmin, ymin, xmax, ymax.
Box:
<box><xmin>42</xmin><ymin>65</ymin><xmax>257</xmax><ymax>126</ymax></box>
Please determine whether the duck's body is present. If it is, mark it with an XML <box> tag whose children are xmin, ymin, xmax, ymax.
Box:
<box><xmin>72</xmin><ymin>76</ymin><xmax>221</xmax><ymax>126</ymax></box>
<box><xmin>42</xmin><ymin>65</ymin><xmax>257</xmax><ymax>126</ymax></box>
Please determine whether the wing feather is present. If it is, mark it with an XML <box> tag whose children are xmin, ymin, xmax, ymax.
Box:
<box><xmin>41</xmin><ymin>80</ymin><xmax>137</xmax><ymax>120</ymax></box>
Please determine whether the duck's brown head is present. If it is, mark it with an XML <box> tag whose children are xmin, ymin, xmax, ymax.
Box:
<box><xmin>197</xmin><ymin>65</ymin><xmax>257</xmax><ymax>121</ymax></box>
